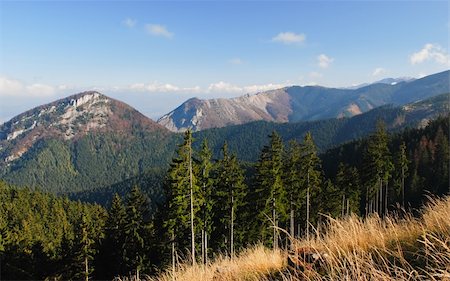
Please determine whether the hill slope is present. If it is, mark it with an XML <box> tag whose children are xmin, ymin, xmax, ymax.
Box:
<box><xmin>158</xmin><ymin>71</ymin><xmax>449</xmax><ymax>132</ymax></box>
<box><xmin>0</xmin><ymin>91</ymin><xmax>176</xmax><ymax>194</ymax></box>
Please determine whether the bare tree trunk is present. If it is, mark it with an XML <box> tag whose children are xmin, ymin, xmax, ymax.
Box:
<box><xmin>188</xmin><ymin>135</ymin><xmax>195</xmax><ymax>265</ymax></box>
<box><xmin>401</xmin><ymin>166</ymin><xmax>405</xmax><ymax>208</ymax></box>
<box><xmin>201</xmin><ymin>229</ymin><xmax>205</xmax><ymax>264</ymax></box>
<box><xmin>346</xmin><ymin>198</ymin><xmax>350</xmax><ymax>216</ymax></box>
<box><xmin>231</xmin><ymin>191</ymin><xmax>234</xmax><ymax>259</ymax></box>
<box><xmin>365</xmin><ymin>185</ymin><xmax>369</xmax><ymax>216</ymax></box>
<box><xmin>172</xmin><ymin>232</ymin><xmax>175</xmax><ymax>281</ymax></box>
<box><xmin>273</xmin><ymin>198</ymin><xmax>277</xmax><ymax>249</ymax></box>
<box><xmin>205</xmin><ymin>232</ymin><xmax>208</xmax><ymax>264</ymax></box>
<box><xmin>85</xmin><ymin>256</ymin><xmax>89</xmax><ymax>281</ymax></box>
<box><xmin>306</xmin><ymin>172</ymin><xmax>310</xmax><ymax>241</ymax></box>
<box><xmin>385</xmin><ymin>181</ymin><xmax>388</xmax><ymax>215</ymax></box>
<box><xmin>341</xmin><ymin>194</ymin><xmax>345</xmax><ymax>217</ymax></box>
<box><xmin>290</xmin><ymin>194</ymin><xmax>294</xmax><ymax>250</ymax></box>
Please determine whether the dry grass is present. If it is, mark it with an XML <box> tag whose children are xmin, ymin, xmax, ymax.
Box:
<box><xmin>149</xmin><ymin>245</ymin><xmax>285</xmax><ymax>281</ymax></box>
<box><xmin>150</xmin><ymin>196</ymin><xmax>450</xmax><ymax>281</ymax></box>
<box><xmin>290</xmin><ymin>196</ymin><xmax>450</xmax><ymax>280</ymax></box>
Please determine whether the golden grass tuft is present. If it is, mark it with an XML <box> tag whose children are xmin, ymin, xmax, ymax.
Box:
<box><xmin>150</xmin><ymin>245</ymin><xmax>285</xmax><ymax>281</ymax></box>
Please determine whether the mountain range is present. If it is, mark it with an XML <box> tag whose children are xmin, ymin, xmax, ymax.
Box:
<box><xmin>157</xmin><ymin>71</ymin><xmax>448</xmax><ymax>132</ymax></box>
<box><xmin>0</xmin><ymin>71</ymin><xmax>448</xmax><ymax>198</ymax></box>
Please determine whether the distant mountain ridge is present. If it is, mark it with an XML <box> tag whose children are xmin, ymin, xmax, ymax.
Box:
<box><xmin>157</xmin><ymin>71</ymin><xmax>449</xmax><ymax>132</ymax></box>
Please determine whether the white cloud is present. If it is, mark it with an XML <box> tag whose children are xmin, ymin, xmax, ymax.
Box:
<box><xmin>145</xmin><ymin>24</ymin><xmax>174</xmax><ymax>38</ymax></box>
<box><xmin>0</xmin><ymin>77</ymin><xmax>55</xmax><ymax>97</ymax></box>
<box><xmin>0</xmin><ymin>76</ymin><xmax>24</xmax><ymax>94</ymax></box>
<box><xmin>207</xmin><ymin>81</ymin><xmax>242</xmax><ymax>94</ymax></box>
<box><xmin>129</xmin><ymin>82</ymin><xmax>200</xmax><ymax>93</ymax></box>
<box><xmin>372</xmin><ymin>67</ymin><xmax>387</xmax><ymax>77</ymax></box>
<box><xmin>317</xmin><ymin>54</ymin><xmax>334</xmax><ymax>69</ymax></box>
<box><xmin>122</xmin><ymin>18</ymin><xmax>136</xmax><ymax>28</ymax></box>
<box><xmin>229</xmin><ymin>58</ymin><xmax>243</xmax><ymax>65</ymax></box>
<box><xmin>272</xmin><ymin>32</ymin><xmax>305</xmax><ymax>45</ymax></box>
<box><xmin>207</xmin><ymin>81</ymin><xmax>287</xmax><ymax>94</ymax></box>
<box><xmin>410</xmin><ymin>43</ymin><xmax>450</xmax><ymax>66</ymax></box>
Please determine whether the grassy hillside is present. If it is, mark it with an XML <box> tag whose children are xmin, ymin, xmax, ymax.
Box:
<box><xmin>151</xmin><ymin>195</ymin><xmax>450</xmax><ymax>280</ymax></box>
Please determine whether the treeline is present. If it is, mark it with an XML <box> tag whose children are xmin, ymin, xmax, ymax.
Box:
<box><xmin>1</xmin><ymin>116</ymin><xmax>448</xmax><ymax>280</ymax></box>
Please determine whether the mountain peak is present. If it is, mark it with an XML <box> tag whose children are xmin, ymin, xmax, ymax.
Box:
<box><xmin>0</xmin><ymin>91</ymin><xmax>167</xmax><ymax>163</ymax></box>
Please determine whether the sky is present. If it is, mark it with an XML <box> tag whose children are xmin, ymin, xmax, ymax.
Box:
<box><xmin>0</xmin><ymin>1</ymin><xmax>449</xmax><ymax>123</ymax></box>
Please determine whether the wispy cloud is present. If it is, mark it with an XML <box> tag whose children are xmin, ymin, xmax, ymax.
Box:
<box><xmin>272</xmin><ymin>32</ymin><xmax>305</xmax><ymax>45</ymax></box>
<box><xmin>0</xmin><ymin>76</ymin><xmax>56</xmax><ymax>97</ymax></box>
<box><xmin>229</xmin><ymin>58</ymin><xmax>243</xmax><ymax>65</ymax></box>
<box><xmin>129</xmin><ymin>82</ymin><xmax>199</xmax><ymax>93</ymax></box>
<box><xmin>145</xmin><ymin>24</ymin><xmax>174</xmax><ymax>39</ymax></box>
<box><xmin>122</xmin><ymin>18</ymin><xmax>136</xmax><ymax>28</ymax></box>
<box><xmin>207</xmin><ymin>81</ymin><xmax>287</xmax><ymax>94</ymax></box>
<box><xmin>317</xmin><ymin>54</ymin><xmax>334</xmax><ymax>69</ymax></box>
<box><xmin>410</xmin><ymin>43</ymin><xmax>450</xmax><ymax>66</ymax></box>
<box><xmin>372</xmin><ymin>67</ymin><xmax>386</xmax><ymax>77</ymax></box>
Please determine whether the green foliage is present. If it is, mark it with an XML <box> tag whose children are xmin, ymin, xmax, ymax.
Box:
<box><xmin>0</xmin><ymin>181</ymin><xmax>106</xmax><ymax>280</ymax></box>
<box><xmin>250</xmin><ymin>132</ymin><xmax>287</xmax><ymax>246</ymax></box>
<box><xmin>211</xmin><ymin>143</ymin><xmax>247</xmax><ymax>254</ymax></box>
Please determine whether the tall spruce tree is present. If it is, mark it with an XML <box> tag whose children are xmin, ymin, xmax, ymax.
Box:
<box><xmin>394</xmin><ymin>142</ymin><xmax>409</xmax><ymax>208</ymax></box>
<box><xmin>196</xmin><ymin>139</ymin><xmax>214</xmax><ymax>264</ymax></box>
<box><xmin>284</xmin><ymin>140</ymin><xmax>303</xmax><ymax>241</ymax></box>
<box><xmin>123</xmin><ymin>186</ymin><xmax>151</xmax><ymax>279</ymax></box>
<box><xmin>72</xmin><ymin>212</ymin><xmax>96</xmax><ymax>281</ymax></box>
<box><xmin>212</xmin><ymin>142</ymin><xmax>247</xmax><ymax>257</ymax></box>
<box><xmin>335</xmin><ymin>163</ymin><xmax>361</xmax><ymax>216</ymax></box>
<box><xmin>101</xmin><ymin>194</ymin><xmax>126</xmax><ymax>277</ymax></box>
<box><xmin>363</xmin><ymin>121</ymin><xmax>392</xmax><ymax>216</ymax></box>
<box><xmin>252</xmin><ymin>132</ymin><xmax>287</xmax><ymax>248</ymax></box>
<box><xmin>432</xmin><ymin>127</ymin><xmax>449</xmax><ymax>195</ymax></box>
<box><xmin>164</xmin><ymin>130</ymin><xmax>199</xmax><ymax>266</ymax></box>
<box><xmin>299</xmin><ymin>132</ymin><xmax>322</xmax><ymax>240</ymax></box>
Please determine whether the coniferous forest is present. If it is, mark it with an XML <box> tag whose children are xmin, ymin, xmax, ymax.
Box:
<box><xmin>0</xmin><ymin>116</ymin><xmax>448</xmax><ymax>280</ymax></box>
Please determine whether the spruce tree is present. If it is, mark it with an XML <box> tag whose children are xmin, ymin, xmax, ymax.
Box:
<box><xmin>335</xmin><ymin>163</ymin><xmax>361</xmax><ymax>216</ymax></box>
<box><xmin>123</xmin><ymin>186</ymin><xmax>150</xmax><ymax>279</ymax></box>
<box><xmin>212</xmin><ymin>142</ymin><xmax>247</xmax><ymax>257</ymax></box>
<box><xmin>394</xmin><ymin>142</ymin><xmax>409</xmax><ymax>208</ymax></box>
<box><xmin>363</xmin><ymin>121</ymin><xmax>392</xmax><ymax>216</ymax></box>
<box><xmin>72</xmin><ymin>212</ymin><xmax>96</xmax><ymax>281</ymax></box>
<box><xmin>252</xmin><ymin>132</ymin><xmax>287</xmax><ymax>248</ymax></box>
<box><xmin>284</xmin><ymin>140</ymin><xmax>303</xmax><ymax>241</ymax></box>
<box><xmin>102</xmin><ymin>194</ymin><xmax>126</xmax><ymax>277</ymax></box>
<box><xmin>196</xmin><ymin>139</ymin><xmax>214</xmax><ymax>264</ymax></box>
<box><xmin>164</xmin><ymin>130</ymin><xmax>199</xmax><ymax>265</ymax></box>
<box><xmin>299</xmin><ymin>132</ymin><xmax>322</xmax><ymax>240</ymax></box>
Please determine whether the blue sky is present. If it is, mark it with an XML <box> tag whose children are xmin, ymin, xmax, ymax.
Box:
<box><xmin>0</xmin><ymin>1</ymin><xmax>449</xmax><ymax>122</ymax></box>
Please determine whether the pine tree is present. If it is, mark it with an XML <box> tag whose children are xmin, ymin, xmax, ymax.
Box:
<box><xmin>123</xmin><ymin>186</ymin><xmax>151</xmax><ymax>278</ymax></box>
<box><xmin>284</xmin><ymin>140</ymin><xmax>303</xmax><ymax>242</ymax></box>
<box><xmin>72</xmin><ymin>212</ymin><xmax>96</xmax><ymax>281</ymax></box>
<box><xmin>212</xmin><ymin>142</ymin><xmax>247</xmax><ymax>257</ymax></box>
<box><xmin>432</xmin><ymin>127</ymin><xmax>449</xmax><ymax>195</ymax></box>
<box><xmin>102</xmin><ymin>194</ymin><xmax>126</xmax><ymax>277</ymax></box>
<box><xmin>335</xmin><ymin>163</ymin><xmax>361</xmax><ymax>216</ymax></box>
<box><xmin>163</xmin><ymin>130</ymin><xmax>199</xmax><ymax>266</ymax></box>
<box><xmin>394</xmin><ymin>142</ymin><xmax>409</xmax><ymax>208</ymax></box>
<box><xmin>252</xmin><ymin>132</ymin><xmax>287</xmax><ymax>248</ymax></box>
<box><xmin>196</xmin><ymin>139</ymin><xmax>214</xmax><ymax>264</ymax></box>
<box><xmin>363</xmin><ymin>121</ymin><xmax>393</xmax><ymax>216</ymax></box>
<box><xmin>299</xmin><ymin>132</ymin><xmax>322</xmax><ymax>240</ymax></box>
